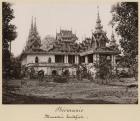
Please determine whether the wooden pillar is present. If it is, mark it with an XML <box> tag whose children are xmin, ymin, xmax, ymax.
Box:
<box><xmin>75</xmin><ymin>55</ymin><xmax>77</xmax><ymax>64</ymax></box>
<box><xmin>66</xmin><ymin>55</ymin><xmax>68</xmax><ymax>63</ymax></box>
<box><xmin>85</xmin><ymin>56</ymin><xmax>88</xmax><ymax>64</ymax></box>
<box><xmin>93</xmin><ymin>54</ymin><xmax>96</xmax><ymax>62</ymax></box>
<box><xmin>97</xmin><ymin>54</ymin><xmax>99</xmax><ymax>62</ymax></box>
<box><xmin>77</xmin><ymin>55</ymin><xmax>79</xmax><ymax>64</ymax></box>
<box><xmin>75</xmin><ymin>55</ymin><xmax>79</xmax><ymax>64</ymax></box>
<box><xmin>114</xmin><ymin>55</ymin><xmax>116</xmax><ymax>66</ymax></box>
<box><xmin>111</xmin><ymin>55</ymin><xmax>114</xmax><ymax>67</ymax></box>
<box><xmin>64</xmin><ymin>55</ymin><xmax>68</xmax><ymax>63</ymax></box>
<box><xmin>111</xmin><ymin>55</ymin><xmax>116</xmax><ymax>69</ymax></box>
<box><xmin>111</xmin><ymin>55</ymin><xmax>117</xmax><ymax>74</ymax></box>
<box><xmin>94</xmin><ymin>54</ymin><xmax>99</xmax><ymax>63</ymax></box>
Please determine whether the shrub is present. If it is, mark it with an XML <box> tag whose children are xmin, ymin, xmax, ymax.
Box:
<box><xmin>119</xmin><ymin>70</ymin><xmax>129</xmax><ymax>78</ymax></box>
<box><xmin>62</xmin><ymin>70</ymin><xmax>69</xmax><ymax>76</ymax></box>
<box><xmin>53</xmin><ymin>75</ymin><xmax>68</xmax><ymax>83</ymax></box>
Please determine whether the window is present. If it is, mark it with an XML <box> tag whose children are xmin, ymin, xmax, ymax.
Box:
<box><xmin>48</xmin><ymin>57</ymin><xmax>51</xmax><ymax>63</ymax></box>
<box><xmin>55</xmin><ymin>55</ymin><xmax>64</xmax><ymax>63</ymax></box>
<box><xmin>68</xmin><ymin>55</ymin><xmax>75</xmax><ymax>64</ymax></box>
<box><xmin>52</xmin><ymin>70</ymin><xmax>57</xmax><ymax>75</ymax></box>
<box><xmin>35</xmin><ymin>56</ymin><xmax>39</xmax><ymax>63</ymax></box>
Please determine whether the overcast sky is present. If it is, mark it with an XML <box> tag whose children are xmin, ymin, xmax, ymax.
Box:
<box><xmin>11</xmin><ymin>2</ymin><xmax>116</xmax><ymax>56</ymax></box>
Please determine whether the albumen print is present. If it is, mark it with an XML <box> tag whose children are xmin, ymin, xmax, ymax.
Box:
<box><xmin>2</xmin><ymin>1</ymin><xmax>138</xmax><ymax>104</ymax></box>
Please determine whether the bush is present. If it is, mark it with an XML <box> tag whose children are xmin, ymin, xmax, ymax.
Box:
<box><xmin>62</xmin><ymin>70</ymin><xmax>69</xmax><ymax>76</ymax></box>
<box><xmin>53</xmin><ymin>76</ymin><xmax>68</xmax><ymax>83</ymax></box>
<box><xmin>119</xmin><ymin>70</ymin><xmax>129</xmax><ymax>78</ymax></box>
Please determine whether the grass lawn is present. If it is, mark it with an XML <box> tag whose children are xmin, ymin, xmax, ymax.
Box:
<box><xmin>2</xmin><ymin>78</ymin><xmax>138</xmax><ymax>104</ymax></box>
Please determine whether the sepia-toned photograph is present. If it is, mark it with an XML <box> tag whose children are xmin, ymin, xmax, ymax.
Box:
<box><xmin>2</xmin><ymin>1</ymin><xmax>138</xmax><ymax>104</ymax></box>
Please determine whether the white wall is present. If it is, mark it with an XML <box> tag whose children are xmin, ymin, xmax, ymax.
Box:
<box><xmin>22</xmin><ymin>54</ymin><xmax>77</xmax><ymax>76</ymax></box>
<box><xmin>26</xmin><ymin>54</ymin><xmax>55</xmax><ymax>64</ymax></box>
<box><xmin>21</xmin><ymin>57</ymin><xmax>27</xmax><ymax>65</ymax></box>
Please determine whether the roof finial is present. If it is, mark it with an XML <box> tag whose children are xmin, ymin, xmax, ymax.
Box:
<box><xmin>34</xmin><ymin>17</ymin><xmax>37</xmax><ymax>32</ymax></box>
<box><xmin>96</xmin><ymin>5</ymin><xmax>101</xmax><ymax>23</ymax></box>
<box><xmin>95</xmin><ymin>5</ymin><xmax>103</xmax><ymax>33</ymax></box>
<box><xmin>31</xmin><ymin>16</ymin><xmax>34</xmax><ymax>31</ymax></box>
<box><xmin>27</xmin><ymin>16</ymin><xmax>41</xmax><ymax>49</ymax></box>
<box><xmin>97</xmin><ymin>6</ymin><xmax>99</xmax><ymax>16</ymax></box>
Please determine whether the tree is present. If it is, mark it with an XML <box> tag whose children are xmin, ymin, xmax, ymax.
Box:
<box><xmin>2</xmin><ymin>2</ymin><xmax>17</xmax><ymax>79</ymax></box>
<box><xmin>94</xmin><ymin>55</ymin><xmax>112</xmax><ymax>83</ymax></box>
<box><xmin>111</xmin><ymin>2</ymin><xmax>138</xmax><ymax>66</ymax></box>
<box><xmin>10</xmin><ymin>56</ymin><xmax>21</xmax><ymax>79</ymax></box>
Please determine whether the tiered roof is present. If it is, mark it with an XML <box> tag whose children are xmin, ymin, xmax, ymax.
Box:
<box><xmin>94</xmin><ymin>7</ymin><xmax>103</xmax><ymax>34</ymax></box>
<box><xmin>79</xmin><ymin>7</ymin><xmax>109</xmax><ymax>53</ymax></box>
<box><xmin>48</xmin><ymin>30</ymin><xmax>79</xmax><ymax>53</ymax></box>
<box><xmin>21</xmin><ymin>7</ymin><xmax>120</xmax><ymax>57</ymax></box>
<box><xmin>24</xmin><ymin>17</ymin><xmax>41</xmax><ymax>52</ymax></box>
<box><xmin>79</xmin><ymin>7</ymin><xmax>120</xmax><ymax>55</ymax></box>
<box><xmin>56</xmin><ymin>30</ymin><xmax>78</xmax><ymax>42</ymax></box>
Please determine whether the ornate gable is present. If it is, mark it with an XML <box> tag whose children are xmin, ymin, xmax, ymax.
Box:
<box><xmin>92</xmin><ymin>7</ymin><xmax>109</xmax><ymax>49</ymax></box>
<box><xmin>49</xmin><ymin>29</ymin><xmax>79</xmax><ymax>53</ymax></box>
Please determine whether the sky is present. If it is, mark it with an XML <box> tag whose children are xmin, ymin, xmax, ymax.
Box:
<box><xmin>11</xmin><ymin>2</ymin><xmax>117</xmax><ymax>56</ymax></box>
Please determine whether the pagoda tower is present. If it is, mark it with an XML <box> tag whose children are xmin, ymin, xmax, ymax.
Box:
<box><xmin>92</xmin><ymin>6</ymin><xmax>109</xmax><ymax>48</ymax></box>
<box><xmin>94</xmin><ymin>6</ymin><xmax>103</xmax><ymax>33</ymax></box>
<box><xmin>25</xmin><ymin>17</ymin><xmax>41</xmax><ymax>51</ymax></box>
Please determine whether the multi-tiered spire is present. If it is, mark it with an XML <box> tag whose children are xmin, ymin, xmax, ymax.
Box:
<box><xmin>95</xmin><ymin>6</ymin><xmax>103</xmax><ymax>33</ymax></box>
<box><xmin>31</xmin><ymin>16</ymin><xmax>34</xmax><ymax>31</ymax></box>
<box><xmin>25</xmin><ymin>17</ymin><xmax>41</xmax><ymax>51</ymax></box>
<box><xmin>28</xmin><ymin>16</ymin><xmax>34</xmax><ymax>38</ymax></box>
<box><xmin>92</xmin><ymin>6</ymin><xmax>109</xmax><ymax>49</ymax></box>
<box><xmin>34</xmin><ymin>17</ymin><xmax>37</xmax><ymax>33</ymax></box>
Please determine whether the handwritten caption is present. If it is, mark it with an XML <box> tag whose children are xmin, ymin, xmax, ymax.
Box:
<box><xmin>44</xmin><ymin>106</ymin><xmax>87</xmax><ymax>120</ymax></box>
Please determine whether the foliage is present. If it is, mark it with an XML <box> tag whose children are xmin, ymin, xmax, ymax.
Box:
<box><xmin>10</xmin><ymin>56</ymin><xmax>21</xmax><ymax>79</ymax></box>
<box><xmin>2</xmin><ymin>48</ymin><xmax>10</xmax><ymax>79</ymax></box>
<box><xmin>2</xmin><ymin>2</ymin><xmax>17</xmax><ymax>79</ymax></box>
<box><xmin>75</xmin><ymin>64</ymin><xmax>93</xmax><ymax>81</ymax></box>
<box><xmin>30</xmin><ymin>67</ymin><xmax>36</xmax><ymax>79</ymax></box>
<box><xmin>2</xmin><ymin>2</ymin><xmax>17</xmax><ymax>43</ymax></box>
<box><xmin>118</xmin><ymin>70</ymin><xmax>129</xmax><ymax>78</ymax></box>
<box><xmin>75</xmin><ymin>57</ymin><xmax>113</xmax><ymax>81</ymax></box>
<box><xmin>38</xmin><ymin>70</ymin><xmax>44</xmax><ymax>81</ymax></box>
<box><xmin>62</xmin><ymin>70</ymin><xmax>70</xmax><ymax>76</ymax></box>
<box><xmin>53</xmin><ymin>76</ymin><xmax>68</xmax><ymax>83</ymax></box>
<box><xmin>94</xmin><ymin>56</ymin><xmax>112</xmax><ymax>80</ymax></box>
<box><xmin>52</xmin><ymin>70</ymin><xmax>58</xmax><ymax>76</ymax></box>
<box><xmin>111</xmin><ymin>2</ymin><xmax>138</xmax><ymax>66</ymax></box>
